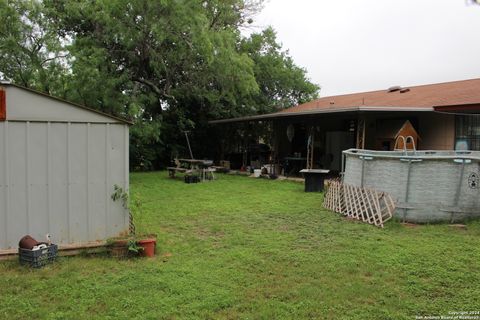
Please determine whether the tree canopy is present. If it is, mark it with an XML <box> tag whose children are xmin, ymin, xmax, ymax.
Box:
<box><xmin>0</xmin><ymin>0</ymin><xmax>319</xmax><ymax>170</ymax></box>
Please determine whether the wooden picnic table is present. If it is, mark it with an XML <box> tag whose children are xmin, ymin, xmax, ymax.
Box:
<box><xmin>178</xmin><ymin>159</ymin><xmax>212</xmax><ymax>166</ymax></box>
<box><xmin>170</xmin><ymin>159</ymin><xmax>215</xmax><ymax>181</ymax></box>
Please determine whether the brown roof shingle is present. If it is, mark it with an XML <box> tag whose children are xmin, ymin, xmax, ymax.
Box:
<box><xmin>280</xmin><ymin>78</ymin><xmax>480</xmax><ymax>114</ymax></box>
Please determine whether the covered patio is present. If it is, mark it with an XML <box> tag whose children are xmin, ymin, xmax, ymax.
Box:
<box><xmin>210</xmin><ymin>78</ymin><xmax>480</xmax><ymax>176</ymax></box>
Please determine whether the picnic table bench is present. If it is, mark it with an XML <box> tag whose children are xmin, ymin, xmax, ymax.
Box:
<box><xmin>167</xmin><ymin>166</ymin><xmax>190</xmax><ymax>178</ymax></box>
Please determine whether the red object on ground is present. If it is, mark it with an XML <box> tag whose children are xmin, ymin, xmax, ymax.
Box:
<box><xmin>138</xmin><ymin>239</ymin><xmax>156</xmax><ymax>257</ymax></box>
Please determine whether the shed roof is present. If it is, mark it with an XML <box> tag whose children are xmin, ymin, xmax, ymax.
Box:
<box><xmin>210</xmin><ymin>78</ymin><xmax>480</xmax><ymax>124</ymax></box>
<box><xmin>1</xmin><ymin>82</ymin><xmax>133</xmax><ymax>125</ymax></box>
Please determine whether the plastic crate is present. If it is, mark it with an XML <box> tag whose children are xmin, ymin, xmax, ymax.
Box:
<box><xmin>184</xmin><ymin>175</ymin><xmax>200</xmax><ymax>184</ymax></box>
<box><xmin>18</xmin><ymin>244</ymin><xmax>58</xmax><ymax>268</ymax></box>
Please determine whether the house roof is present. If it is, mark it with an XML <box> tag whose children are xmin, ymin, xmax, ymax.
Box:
<box><xmin>210</xmin><ymin>78</ymin><xmax>480</xmax><ymax>124</ymax></box>
<box><xmin>280</xmin><ymin>78</ymin><xmax>480</xmax><ymax>114</ymax></box>
<box><xmin>0</xmin><ymin>81</ymin><xmax>133</xmax><ymax>125</ymax></box>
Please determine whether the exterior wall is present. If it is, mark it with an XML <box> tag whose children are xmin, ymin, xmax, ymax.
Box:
<box><xmin>0</xmin><ymin>90</ymin><xmax>129</xmax><ymax>251</ymax></box>
<box><xmin>364</xmin><ymin>112</ymin><xmax>455</xmax><ymax>151</ymax></box>
<box><xmin>418</xmin><ymin>113</ymin><xmax>455</xmax><ymax>150</ymax></box>
<box><xmin>6</xmin><ymin>86</ymin><xmax>121</xmax><ymax>123</ymax></box>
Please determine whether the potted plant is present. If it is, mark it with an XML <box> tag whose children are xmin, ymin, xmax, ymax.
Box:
<box><xmin>129</xmin><ymin>194</ymin><xmax>157</xmax><ymax>257</ymax></box>
<box><xmin>110</xmin><ymin>186</ymin><xmax>157</xmax><ymax>258</ymax></box>
<box><xmin>136</xmin><ymin>235</ymin><xmax>157</xmax><ymax>257</ymax></box>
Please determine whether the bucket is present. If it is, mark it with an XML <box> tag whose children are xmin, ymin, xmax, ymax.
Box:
<box><xmin>253</xmin><ymin>169</ymin><xmax>262</xmax><ymax>177</ymax></box>
<box><xmin>138</xmin><ymin>239</ymin><xmax>156</xmax><ymax>257</ymax></box>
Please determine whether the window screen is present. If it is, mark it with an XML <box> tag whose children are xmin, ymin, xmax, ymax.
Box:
<box><xmin>455</xmin><ymin>115</ymin><xmax>480</xmax><ymax>150</ymax></box>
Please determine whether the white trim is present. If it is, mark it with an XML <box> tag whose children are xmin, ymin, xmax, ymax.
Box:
<box><xmin>209</xmin><ymin>106</ymin><xmax>434</xmax><ymax>124</ymax></box>
<box><xmin>358</xmin><ymin>106</ymin><xmax>433</xmax><ymax>112</ymax></box>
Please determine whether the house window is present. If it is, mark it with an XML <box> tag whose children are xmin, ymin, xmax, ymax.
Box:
<box><xmin>455</xmin><ymin>115</ymin><xmax>480</xmax><ymax>150</ymax></box>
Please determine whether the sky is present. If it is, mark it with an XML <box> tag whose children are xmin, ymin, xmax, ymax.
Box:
<box><xmin>250</xmin><ymin>0</ymin><xmax>480</xmax><ymax>97</ymax></box>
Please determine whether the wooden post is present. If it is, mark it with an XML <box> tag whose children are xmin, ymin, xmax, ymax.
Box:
<box><xmin>306</xmin><ymin>126</ymin><xmax>315</xmax><ymax>169</ymax></box>
<box><xmin>356</xmin><ymin>116</ymin><xmax>366</xmax><ymax>149</ymax></box>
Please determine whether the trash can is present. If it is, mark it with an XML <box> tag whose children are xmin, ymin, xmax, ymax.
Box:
<box><xmin>300</xmin><ymin>169</ymin><xmax>330</xmax><ymax>192</ymax></box>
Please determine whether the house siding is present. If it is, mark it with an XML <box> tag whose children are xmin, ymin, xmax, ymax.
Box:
<box><xmin>418</xmin><ymin>113</ymin><xmax>455</xmax><ymax>150</ymax></box>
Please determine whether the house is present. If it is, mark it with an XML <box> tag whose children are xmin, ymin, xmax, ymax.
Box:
<box><xmin>210</xmin><ymin>78</ymin><xmax>480</xmax><ymax>173</ymax></box>
<box><xmin>0</xmin><ymin>82</ymin><xmax>132</xmax><ymax>254</ymax></box>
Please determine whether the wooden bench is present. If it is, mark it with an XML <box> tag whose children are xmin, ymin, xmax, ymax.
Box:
<box><xmin>167</xmin><ymin>158</ymin><xmax>191</xmax><ymax>178</ymax></box>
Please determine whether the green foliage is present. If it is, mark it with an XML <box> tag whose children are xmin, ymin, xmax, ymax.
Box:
<box><xmin>0</xmin><ymin>0</ymin><xmax>69</xmax><ymax>94</ymax></box>
<box><xmin>1</xmin><ymin>172</ymin><xmax>480</xmax><ymax>319</ymax></box>
<box><xmin>240</xmin><ymin>27</ymin><xmax>319</xmax><ymax>113</ymax></box>
<box><xmin>129</xmin><ymin>118</ymin><xmax>163</xmax><ymax>171</ymax></box>
<box><xmin>111</xmin><ymin>184</ymin><xmax>129</xmax><ymax>209</ymax></box>
<box><xmin>126</xmin><ymin>239</ymin><xmax>143</xmax><ymax>254</ymax></box>
<box><xmin>0</xmin><ymin>0</ymin><xmax>319</xmax><ymax>169</ymax></box>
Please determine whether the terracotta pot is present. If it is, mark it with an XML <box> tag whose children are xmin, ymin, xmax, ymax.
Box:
<box><xmin>109</xmin><ymin>239</ymin><xmax>129</xmax><ymax>258</ymax></box>
<box><xmin>19</xmin><ymin>235</ymin><xmax>40</xmax><ymax>250</ymax></box>
<box><xmin>137</xmin><ymin>238</ymin><xmax>156</xmax><ymax>257</ymax></box>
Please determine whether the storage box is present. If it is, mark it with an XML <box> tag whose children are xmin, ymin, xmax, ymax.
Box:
<box><xmin>219</xmin><ymin>160</ymin><xmax>230</xmax><ymax>169</ymax></box>
<box><xmin>19</xmin><ymin>244</ymin><xmax>58</xmax><ymax>268</ymax></box>
<box><xmin>184</xmin><ymin>175</ymin><xmax>200</xmax><ymax>184</ymax></box>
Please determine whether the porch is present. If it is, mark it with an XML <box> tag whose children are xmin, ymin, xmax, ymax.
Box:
<box><xmin>213</xmin><ymin>110</ymin><xmax>456</xmax><ymax>176</ymax></box>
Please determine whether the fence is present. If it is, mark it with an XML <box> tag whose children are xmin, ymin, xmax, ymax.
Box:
<box><xmin>323</xmin><ymin>179</ymin><xmax>396</xmax><ymax>228</ymax></box>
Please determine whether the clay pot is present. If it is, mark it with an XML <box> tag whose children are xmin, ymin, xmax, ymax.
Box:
<box><xmin>137</xmin><ymin>238</ymin><xmax>156</xmax><ymax>257</ymax></box>
<box><xmin>19</xmin><ymin>235</ymin><xmax>40</xmax><ymax>250</ymax></box>
<box><xmin>108</xmin><ymin>239</ymin><xmax>129</xmax><ymax>258</ymax></box>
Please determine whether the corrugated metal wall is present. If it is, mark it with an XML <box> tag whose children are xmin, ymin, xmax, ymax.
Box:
<box><xmin>0</xmin><ymin>121</ymin><xmax>129</xmax><ymax>250</ymax></box>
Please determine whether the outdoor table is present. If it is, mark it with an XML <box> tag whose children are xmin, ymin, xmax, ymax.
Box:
<box><xmin>178</xmin><ymin>159</ymin><xmax>214</xmax><ymax>181</ymax></box>
<box><xmin>178</xmin><ymin>159</ymin><xmax>209</xmax><ymax>166</ymax></box>
<box><xmin>300</xmin><ymin>169</ymin><xmax>330</xmax><ymax>192</ymax></box>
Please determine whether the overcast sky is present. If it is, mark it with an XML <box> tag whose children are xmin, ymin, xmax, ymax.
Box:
<box><xmin>251</xmin><ymin>0</ymin><xmax>480</xmax><ymax>97</ymax></box>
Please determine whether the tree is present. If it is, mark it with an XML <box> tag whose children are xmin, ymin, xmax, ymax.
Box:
<box><xmin>209</xmin><ymin>28</ymin><xmax>320</xmax><ymax>161</ymax></box>
<box><xmin>0</xmin><ymin>0</ymin><xmax>319</xmax><ymax>169</ymax></box>
<box><xmin>240</xmin><ymin>27</ymin><xmax>319</xmax><ymax>114</ymax></box>
<box><xmin>0</xmin><ymin>0</ymin><xmax>69</xmax><ymax>95</ymax></box>
<box><xmin>45</xmin><ymin>0</ymin><xmax>263</xmax><ymax>165</ymax></box>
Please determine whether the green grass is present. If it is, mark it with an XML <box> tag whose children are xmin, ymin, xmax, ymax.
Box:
<box><xmin>1</xmin><ymin>172</ymin><xmax>480</xmax><ymax>319</ymax></box>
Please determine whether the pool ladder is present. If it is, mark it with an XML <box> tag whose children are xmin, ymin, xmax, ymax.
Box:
<box><xmin>394</xmin><ymin>135</ymin><xmax>417</xmax><ymax>156</ymax></box>
<box><xmin>395</xmin><ymin>135</ymin><xmax>418</xmax><ymax>222</ymax></box>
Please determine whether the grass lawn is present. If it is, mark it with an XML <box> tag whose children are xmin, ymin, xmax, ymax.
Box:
<box><xmin>1</xmin><ymin>172</ymin><xmax>480</xmax><ymax>319</ymax></box>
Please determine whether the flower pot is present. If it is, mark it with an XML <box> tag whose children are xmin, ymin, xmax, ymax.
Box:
<box><xmin>108</xmin><ymin>239</ymin><xmax>129</xmax><ymax>258</ymax></box>
<box><xmin>19</xmin><ymin>235</ymin><xmax>46</xmax><ymax>250</ymax></box>
<box><xmin>137</xmin><ymin>238</ymin><xmax>156</xmax><ymax>257</ymax></box>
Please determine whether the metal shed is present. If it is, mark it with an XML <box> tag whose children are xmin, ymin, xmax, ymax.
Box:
<box><xmin>0</xmin><ymin>82</ymin><xmax>131</xmax><ymax>254</ymax></box>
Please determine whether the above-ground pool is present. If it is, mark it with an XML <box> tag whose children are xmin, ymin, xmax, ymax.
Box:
<box><xmin>342</xmin><ymin>149</ymin><xmax>480</xmax><ymax>223</ymax></box>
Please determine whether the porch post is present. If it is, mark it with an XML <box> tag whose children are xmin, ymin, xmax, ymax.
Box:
<box><xmin>356</xmin><ymin>115</ymin><xmax>366</xmax><ymax>149</ymax></box>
